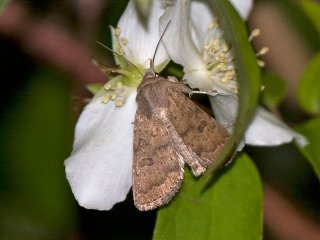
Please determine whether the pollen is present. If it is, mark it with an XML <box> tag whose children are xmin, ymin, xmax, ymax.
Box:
<box><xmin>208</xmin><ymin>21</ymin><xmax>217</xmax><ymax>30</ymax></box>
<box><xmin>120</xmin><ymin>37</ymin><xmax>128</xmax><ymax>46</ymax></box>
<box><xmin>256</xmin><ymin>47</ymin><xmax>269</xmax><ymax>56</ymax></box>
<box><xmin>202</xmin><ymin>20</ymin><xmax>237</xmax><ymax>94</ymax></box>
<box><xmin>104</xmin><ymin>82</ymin><xmax>112</xmax><ymax>90</ymax></box>
<box><xmin>102</xmin><ymin>95</ymin><xmax>110</xmax><ymax>104</ymax></box>
<box><xmin>115</xmin><ymin>27</ymin><xmax>121</xmax><ymax>36</ymax></box>
<box><xmin>110</xmin><ymin>92</ymin><xmax>117</xmax><ymax>100</ymax></box>
<box><xmin>116</xmin><ymin>81</ymin><xmax>123</xmax><ymax>89</ymax></box>
<box><xmin>116</xmin><ymin>47</ymin><xmax>124</xmax><ymax>56</ymax></box>
<box><xmin>249</xmin><ymin>28</ymin><xmax>260</xmax><ymax>41</ymax></box>
<box><xmin>115</xmin><ymin>99</ymin><xmax>124</xmax><ymax>107</ymax></box>
<box><xmin>101</xmin><ymin>75</ymin><xmax>135</xmax><ymax>107</ymax></box>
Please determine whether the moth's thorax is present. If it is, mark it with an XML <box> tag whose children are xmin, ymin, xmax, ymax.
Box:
<box><xmin>137</xmin><ymin>69</ymin><xmax>166</xmax><ymax>91</ymax></box>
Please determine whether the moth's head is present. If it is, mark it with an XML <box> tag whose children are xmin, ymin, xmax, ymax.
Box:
<box><xmin>137</xmin><ymin>68</ymin><xmax>161</xmax><ymax>91</ymax></box>
<box><xmin>144</xmin><ymin>68</ymin><xmax>157</xmax><ymax>79</ymax></box>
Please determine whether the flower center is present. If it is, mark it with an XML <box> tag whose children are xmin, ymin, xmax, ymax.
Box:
<box><xmin>202</xmin><ymin>21</ymin><xmax>238</xmax><ymax>94</ymax></box>
<box><xmin>101</xmin><ymin>27</ymin><xmax>145</xmax><ymax>107</ymax></box>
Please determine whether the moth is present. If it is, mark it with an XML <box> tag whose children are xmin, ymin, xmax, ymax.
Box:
<box><xmin>132</xmin><ymin>68</ymin><xmax>230</xmax><ymax>211</ymax></box>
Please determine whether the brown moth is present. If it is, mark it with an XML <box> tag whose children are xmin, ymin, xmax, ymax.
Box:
<box><xmin>132</xmin><ymin>69</ymin><xmax>230</xmax><ymax>211</ymax></box>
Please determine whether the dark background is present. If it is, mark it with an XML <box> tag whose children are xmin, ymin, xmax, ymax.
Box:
<box><xmin>0</xmin><ymin>0</ymin><xmax>320</xmax><ymax>239</ymax></box>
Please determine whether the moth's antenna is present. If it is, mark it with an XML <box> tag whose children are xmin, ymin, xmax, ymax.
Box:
<box><xmin>151</xmin><ymin>20</ymin><xmax>171</xmax><ymax>72</ymax></box>
<box><xmin>96</xmin><ymin>41</ymin><xmax>143</xmax><ymax>74</ymax></box>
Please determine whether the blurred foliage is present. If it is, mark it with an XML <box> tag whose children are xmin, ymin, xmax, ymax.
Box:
<box><xmin>260</xmin><ymin>72</ymin><xmax>287</xmax><ymax>109</ymax></box>
<box><xmin>154</xmin><ymin>154</ymin><xmax>262</xmax><ymax>240</ymax></box>
<box><xmin>1</xmin><ymin>0</ymin><xmax>320</xmax><ymax>239</ymax></box>
<box><xmin>297</xmin><ymin>52</ymin><xmax>320</xmax><ymax>115</ymax></box>
<box><xmin>300</xmin><ymin>0</ymin><xmax>320</xmax><ymax>35</ymax></box>
<box><xmin>0</xmin><ymin>0</ymin><xmax>9</xmax><ymax>14</ymax></box>
<box><xmin>296</xmin><ymin>118</ymin><xmax>320</xmax><ymax>181</ymax></box>
<box><xmin>272</xmin><ymin>0</ymin><xmax>320</xmax><ymax>53</ymax></box>
<box><xmin>0</xmin><ymin>68</ymin><xmax>77</xmax><ymax>240</ymax></box>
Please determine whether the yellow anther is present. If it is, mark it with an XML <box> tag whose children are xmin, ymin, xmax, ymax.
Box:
<box><xmin>115</xmin><ymin>27</ymin><xmax>121</xmax><ymax>36</ymax></box>
<box><xmin>208</xmin><ymin>22</ymin><xmax>216</xmax><ymax>29</ymax></box>
<box><xmin>110</xmin><ymin>92</ymin><xmax>117</xmax><ymax>100</ymax></box>
<box><xmin>257</xmin><ymin>59</ymin><xmax>265</xmax><ymax>67</ymax></box>
<box><xmin>222</xmin><ymin>43</ymin><xmax>229</xmax><ymax>52</ymax></box>
<box><xmin>256</xmin><ymin>47</ymin><xmax>269</xmax><ymax>56</ymax></box>
<box><xmin>115</xmin><ymin>99</ymin><xmax>124</xmax><ymax>107</ymax></box>
<box><xmin>204</xmin><ymin>43</ymin><xmax>210</xmax><ymax>50</ymax></box>
<box><xmin>221</xmin><ymin>76</ymin><xmax>229</xmax><ymax>83</ymax></box>
<box><xmin>116</xmin><ymin>47</ymin><xmax>124</xmax><ymax>56</ymax></box>
<box><xmin>116</xmin><ymin>81</ymin><xmax>123</xmax><ymax>89</ymax></box>
<box><xmin>217</xmin><ymin>54</ymin><xmax>228</xmax><ymax>63</ymax></box>
<box><xmin>225</xmin><ymin>70</ymin><xmax>235</xmax><ymax>80</ymax></box>
<box><xmin>249</xmin><ymin>28</ymin><xmax>260</xmax><ymax>41</ymax></box>
<box><xmin>102</xmin><ymin>95</ymin><xmax>110</xmax><ymax>104</ymax></box>
<box><xmin>217</xmin><ymin>63</ymin><xmax>227</xmax><ymax>71</ymax></box>
<box><xmin>104</xmin><ymin>82</ymin><xmax>112</xmax><ymax>90</ymax></box>
<box><xmin>120</xmin><ymin>37</ymin><xmax>128</xmax><ymax>46</ymax></box>
<box><xmin>212</xmin><ymin>39</ymin><xmax>220</xmax><ymax>48</ymax></box>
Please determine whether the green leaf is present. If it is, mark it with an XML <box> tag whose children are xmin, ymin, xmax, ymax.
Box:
<box><xmin>0</xmin><ymin>69</ymin><xmax>77</xmax><ymax>240</ymax></box>
<box><xmin>153</xmin><ymin>154</ymin><xmax>262</xmax><ymax>240</ymax></box>
<box><xmin>260</xmin><ymin>72</ymin><xmax>287</xmax><ymax>109</ymax></box>
<box><xmin>297</xmin><ymin>52</ymin><xmax>320</xmax><ymax>115</ymax></box>
<box><xmin>87</xmin><ymin>83</ymin><xmax>104</xmax><ymax>95</ymax></box>
<box><xmin>134</xmin><ymin>0</ymin><xmax>152</xmax><ymax>18</ymax></box>
<box><xmin>295</xmin><ymin>117</ymin><xmax>320</xmax><ymax>181</ymax></box>
<box><xmin>207</xmin><ymin>0</ymin><xmax>261</xmax><ymax>171</ymax></box>
<box><xmin>300</xmin><ymin>0</ymin><xmax>320</xmax><ymax>35</ymax></box>
<box><xmin>273</xmin><ymin>0</ymin><xmax>320</xmax><ymax>52</ymax></box>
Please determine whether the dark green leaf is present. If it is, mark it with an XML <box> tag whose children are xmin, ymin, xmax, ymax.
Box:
<box><xmin>300</xmin><ymin>0</ymin><xmax>320</xmax><ymax>35</ymax></box>
<box><xmin>0</xmin><ymin>69</ymin><xmax>77</xmax><ymax>240</ymax></box>
<box><xmin>260</xmin><ymin>72</ymin><xmax>287</xmax><ymax>109</ymax></box>
<box><xmin>207</xmin><ymin>0</ymin><xmax>261</xmax><ymax>171</ymax></box>
<box><xmin>297</xmin><ymin>52</ymin><xmax>320</xmax><ymax>115</ymax></box>
<box><xmin>273</xmin><ymin>0</ymin><xmax>320</xmax><ymax>52</ymax></box>
<box><xmin>295</xmin><ymin>117</ymin><xmax>320</xmax><ymax>181</ymax></box>
<box><xmin>153</xmin><ymin>154</ymin><xmax>262</xmax><ymax>240</ymax></box>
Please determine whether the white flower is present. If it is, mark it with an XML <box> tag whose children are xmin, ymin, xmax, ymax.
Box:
<box><xmin>64</xmin><ymin>0</ymin><xmax>168</xmax><ymax>210</ymax></box>
<box><xmin>160</xmin><ymin>0</ymin><xmax>307</xmax><ymax>147</ymax></box>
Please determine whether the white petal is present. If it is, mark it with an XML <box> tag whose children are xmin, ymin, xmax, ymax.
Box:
<box><xmin>190</xmin><ymin>1</ymin><xmax>215</xmax><ymax>47</ymax></box>
<box><xmin>65</xmin><ymin>92</ymin><xmax>137</xmax><ymax>210</ymax></box>
<box><xmin>117</xmin><ymin>0</ymin><xmax>168</xmax><ymax>69</ymax></box>
<box><xmin>245</xmin><ymin>107</ymin><xmax>308</xmax><ymax>147</ymax></box>
<box><xmin>160</xmin><ymin>0</ymin><xmax>252</xmax><ymax>69</ymax></box>
<box><xmin>209</xmin><ymin>93</ymin><xmax>238</xmax><ymax>132</ymax></box>
<box><xmin>160</xmin><ymin>0</ymin><xmax>203</xmax><ymax>69</ymax></box>
<box><xmin>229</xmin><ymin>0</ymin><xmax>253</xmax><ymax>19</ymax></box>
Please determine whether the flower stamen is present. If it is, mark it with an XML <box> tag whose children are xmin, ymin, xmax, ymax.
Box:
<box><xmin>202</xmin><ymin>21</ymin><xmax>238</xmax><ymax>94</ymax></box>
<box><xmin>256</xmin><ymin>47</ymin><xmax>269</xmax><ymax>57</ymax></box>
<box><xmin>249</xmin><ymin>28</ymin><xmax>260</xmax><ymax>41</ymax></box>
<box><xmin>101</xmin><ymin>76</ymin><xmax>133</xmax><ymax>107</ymax></box>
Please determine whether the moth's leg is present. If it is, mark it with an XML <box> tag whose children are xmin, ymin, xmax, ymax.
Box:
<box><xmin>166</xmin><ymin>124</ymin><xmax>206</xmax><ymax>177</ymax></box>
<box><xmin>190</xmin><ymin>89</ymin><xmax>218</xmax><ymax>96</ymax></box>
<box><xmin>156</xmin><ymin>113</ymin><xmax>208</xmax><ymax>176</ymax></box>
